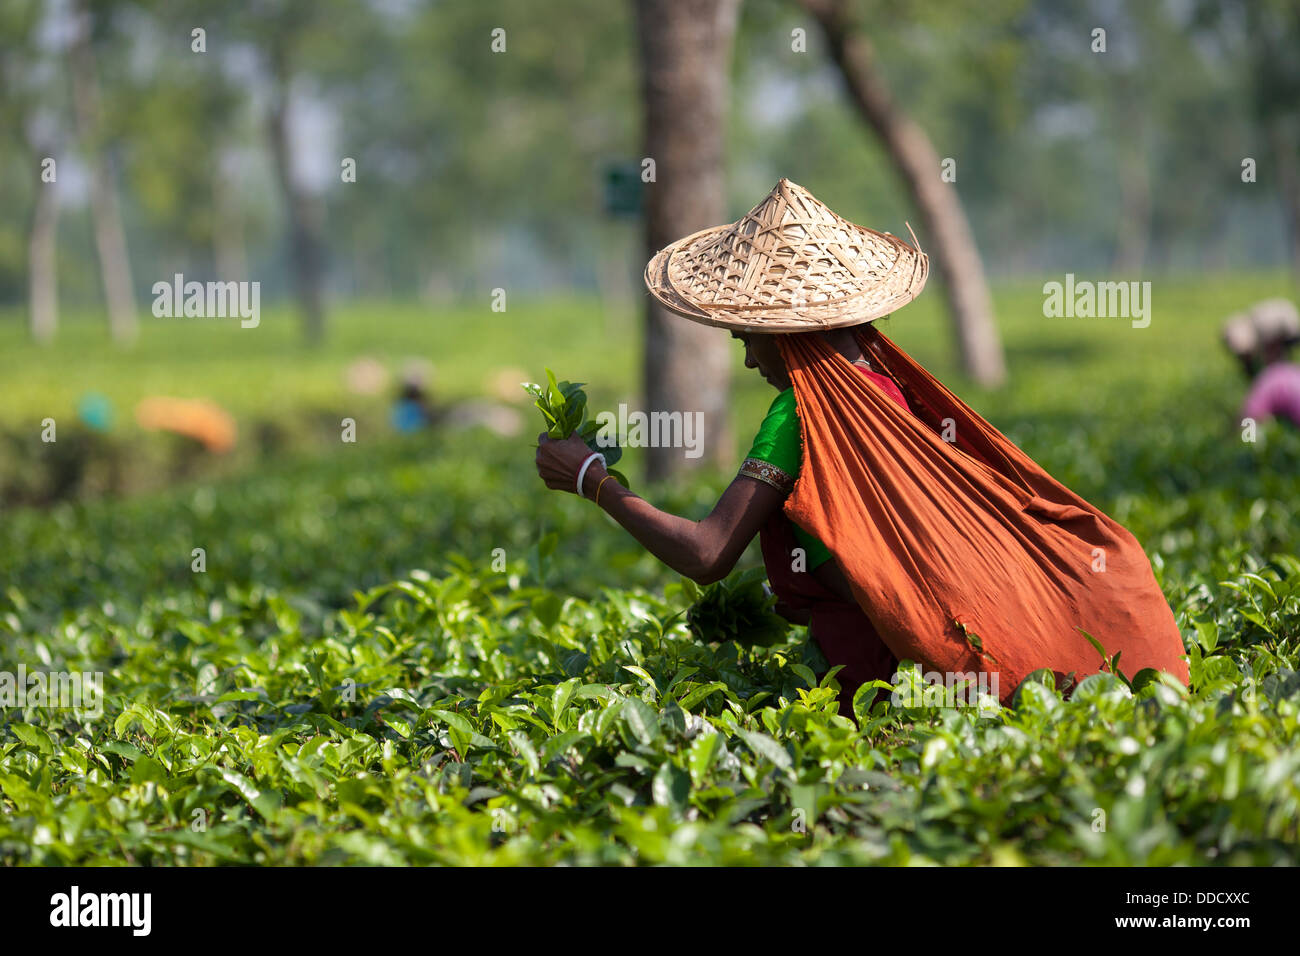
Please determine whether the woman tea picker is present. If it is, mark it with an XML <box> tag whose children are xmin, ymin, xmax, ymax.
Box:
<box><xmin>535</xmin><ymin>179</ymin><xmax>1189</xmax><ymax>713</ymax></box>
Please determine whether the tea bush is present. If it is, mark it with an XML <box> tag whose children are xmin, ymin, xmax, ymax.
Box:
<box><xmin>2</xmin><ymin>279</ymin><xmax>1298</xmax><ymax>864</ymax></box>
<box><xmin>1</xmin><ymin>425</ymin><xmax>1297</xmax><ymax>865</ymax></box>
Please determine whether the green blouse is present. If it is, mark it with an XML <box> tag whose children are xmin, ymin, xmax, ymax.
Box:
<box><xmin>738</xmin><ymin>387</ymin><xmax>833</xmax><ymax>569</ymax></box>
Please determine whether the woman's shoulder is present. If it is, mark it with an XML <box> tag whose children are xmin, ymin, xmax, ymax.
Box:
<box><xmin>752</xmin><ymin>386</ymin><xmax>799</xmax><ymax>434</ymax></box>
<box><xmin>765</xmin><ymin>385</ymin><xmax>797</xmax><ymax>412</ymax></box>
<box><xmin>758</xmin><ymin>386</ymin><xmax>800</xmax><ymax>436</ymax></box>
<box><xmin>743</xmin><ymin>386</ymin><xmax>802</xmax><ymax>484</ymax></box>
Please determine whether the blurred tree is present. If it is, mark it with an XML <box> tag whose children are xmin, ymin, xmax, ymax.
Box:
<box><xmin>0</xmin><ymin>0</ymin><xmax>62</xmax><ymax>342</ymax></box>
<box><xmin>112</xmin><ymin>27</ymin><xmax>245</xmax><ymax>285</ymax></box>
<box><xmin>797</xmin><ymin>0</ymin><xmax>1005</xmax><ymax>386</ymax></box>
<box><xmin>1026</xmin><ymin>1</ymin><xmax>1228</xmax><ymax>275</ymax></box>
<box><xmin>1010</xmin><ymin>1</ymin><xmax>1217</xmax><ymax>274</ymax></box>
<box><xmin>261</xmin><ymin>0</ymin><xmax>329</xmax><ymax>345</ymax></box>
<box><xmin>383</xmin><ymin>0</ymin><xmax>636</xmax><ymax>299</ymax></box>
<box><xmin>175</xmin><ymin>0</ymin><xmax>385</xmax><ymax>343</ymax></box>
<box><xmin>1231</xmin><ymin>0</ymin><xmax>1300</xmax><ymax>277</ymax></box>
<box><xmin>0</xmin><ymin>0</ymin><xmax>1289</xmax><ymax>339</ymax></box>
<box><xmin>69</xmin><ymin>0</ymin><xmax>138</xmax><ymax>343</ymax></box>
<box><xmin>635</xmin><ymin>0</ymin><xmax>741</xmax><ymax>479</ymax></box>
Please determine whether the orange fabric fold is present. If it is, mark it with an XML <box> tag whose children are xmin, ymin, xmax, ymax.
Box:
<box><xmin>776</xmin><ymin>330</ymin><xmax>1189</xmax><ymax>702</ymax></box>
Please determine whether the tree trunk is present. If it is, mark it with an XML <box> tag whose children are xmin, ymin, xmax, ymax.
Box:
<box><xmin>69</xmin><ymin>2</ymin><xmax>137</xmax><ymax>344</ymax></box>
<box><xmin>799</xmin><ymin>0</ymin><xmax>1005</xmax><ymax>387</ymax></box>
<box><xmin>212</xmin><ymin>152</ymin><xmax>248</xmax><ymax>283</ymax></box>
<box><xmin>1110</xmin><ymin>88</ymin><xmax>1149</xmax><ymax>275</ymax></box>
<box><xmin>634</xmin><ymin>0</ymin><xmax>741</xmax><ymax>481</ymax></box>
<box><xmin>1271</xmin><ymin>119</ymin><xmax>1300</xmax><ymax>279</ymax></box>
<box><xmin>28</xmin><ymin>153</ymin><xmax>59</xmax><ymax>345</ymax></box>
<box><xmin>266</xmin><ymin>43</ymin><xmax>327</xmax><ymax>345</ymax></box>
<box><xmin>1111</xmin><ymin>146</ymin><xmax>1151</xmax><ymax>274</ymax></box>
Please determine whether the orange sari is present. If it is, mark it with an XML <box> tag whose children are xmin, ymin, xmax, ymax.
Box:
<box><xmin>773</xmin><ymin>329</ymin><xmax>1189</xmax><ymax>708</ymax></box>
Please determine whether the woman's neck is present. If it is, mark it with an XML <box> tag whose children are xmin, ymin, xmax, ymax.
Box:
<box><xmin>823</xmin><ymin>327</ymin><xmax>866</xmax><ymax>364</ymax></box>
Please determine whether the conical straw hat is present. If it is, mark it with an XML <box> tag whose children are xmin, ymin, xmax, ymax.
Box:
<box><xmin>644</xmin><ymin>178</ymin><xmax>929</xmax><ymax>333</ymax></box>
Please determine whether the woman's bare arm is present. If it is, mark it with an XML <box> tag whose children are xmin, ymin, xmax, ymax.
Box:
<box><xmin>595</xmin><ymin>471</ymin><xmax>783</xmax><ymax>584</ymax></box>
<box><xmin>534</xmin><ymin>433</ymin><xmax>783</xmax><ymax>584</ymax></box>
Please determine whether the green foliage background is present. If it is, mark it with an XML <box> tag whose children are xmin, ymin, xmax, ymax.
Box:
<box><xmin>1</xmin><ymin>0</ymin><xmax>1296</xmax><ymax>307</ymax></box>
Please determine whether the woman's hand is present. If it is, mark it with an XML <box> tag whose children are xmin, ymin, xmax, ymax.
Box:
<box><xmin>535</xmin><ymin>432</ymin><xmax>606</xmax><ymax>497</ymax></box>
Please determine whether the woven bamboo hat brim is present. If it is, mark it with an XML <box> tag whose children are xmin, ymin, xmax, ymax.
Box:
<box><xmin>644</xmin><ymin>178</ymin><xmax>929</xmax><ymax>333</ymax></box>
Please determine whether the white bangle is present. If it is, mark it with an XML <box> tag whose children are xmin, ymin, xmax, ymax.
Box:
<box><xmin>576</xmin><ymin>451</ymin><xmax>605</xmax><ymax>497</ymax></box>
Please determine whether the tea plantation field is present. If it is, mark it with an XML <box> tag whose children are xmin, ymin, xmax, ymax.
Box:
<box><xmin>2</xmin><ymin>280</ymin><xmax>1299</xmax><ymax>865</ymax></box>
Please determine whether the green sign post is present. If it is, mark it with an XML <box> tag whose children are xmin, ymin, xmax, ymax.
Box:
<box><xmin>602</xmin><ymin>161</ymin><xmax>644</xmax><ymax>218</ymax></box>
